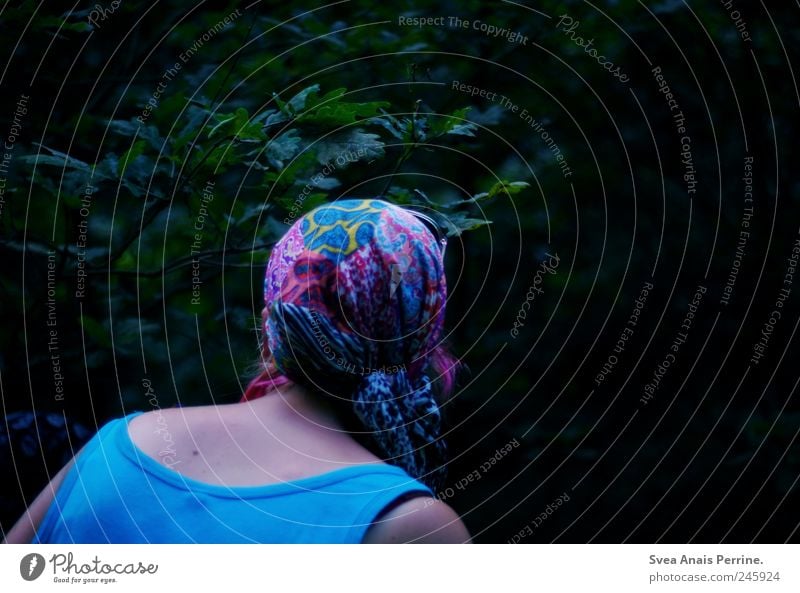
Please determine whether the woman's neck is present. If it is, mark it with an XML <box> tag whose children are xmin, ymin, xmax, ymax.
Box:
<box><xmin>246</xmin><ymin>383</ymin><xmax>347</xmax><ymax>433</ymax></box>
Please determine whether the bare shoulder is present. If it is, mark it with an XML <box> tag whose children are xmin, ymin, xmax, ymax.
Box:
<box><xmin>362</xmin><ymin>497</ymin><xmax>472</xmax><ymax>544</ymax></box>
<box><xmin>3</xmin><ymin>452</ymin><xmax>80</xmax><ymax>543</ymax></box>
<box><xmin>127</xmin><ymin>405</ymin><xmax>210</xmax><ymax>446</ymax></box>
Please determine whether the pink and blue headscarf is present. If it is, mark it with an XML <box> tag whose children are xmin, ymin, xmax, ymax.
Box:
<box><xmin>245</xmin><ymin>199</ymin><xmax>453</xmax><ymax>490</ymax></box>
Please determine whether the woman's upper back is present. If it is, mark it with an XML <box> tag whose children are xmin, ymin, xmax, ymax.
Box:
<box><xmin>30</xmin><ymin>394</ymin><xmax>470</xmax><ymax>543</ymax></box>
<box><xmin>126</xmin><ymin>397</ymin><xmax>386</xmax><ymax>488</ymax></box>
<box><xmin>33</xmin><ymin>409</ymin><xmax>437</xmax><ymax>543</ymax></box>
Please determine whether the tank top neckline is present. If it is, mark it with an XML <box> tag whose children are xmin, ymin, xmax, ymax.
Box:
<box><xmin>118</xmin><ymin>410</ymin><xmax>410</xmax><ymax>498</ymax></box>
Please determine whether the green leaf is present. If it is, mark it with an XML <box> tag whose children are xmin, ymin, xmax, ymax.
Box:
<box><xmin>108</xmin><ymin>119</ymin><xmax>163</xmax><ymax>150</ymax></box>
<box><xmin>274</xmin><ymin>84</ymin><xmax>321</xmax><ymax>115</ymax></box>
<box><xmin>237</xmin><ymin>124</ymin><xmax>268</xmax><ymax>142</ymax></box>
<box><xmin>384</xmin><ymin>186</ymin><xmax>414</xmax><ymax>205</ymax></box>
<box><xmin>469</xmin><ymin>180</ymin><xmax>530</xmax><ymax>203</ymax></box>
<box><xmin>263</xmin><ymin>151</ymin><xmax>317</xmax><ymax>191</ymax></box>
<box><xmin>303</xmin><ymin>175</ymin><xmax>340</xmax><ymax>190</ymax></box>
<box><xmin>262</xmin><ymin>109</ymin><xmax>289</xmax><ymax>128</ymax></box>
<box><xmin>208</xmin><ymin>108</ymin><xmax>244</xmax><ymax>138</ymax></box>
<box><xmin>370</xmin><ymin>114</ymin><xmax>406</xmax><ymax>140</ymax></box>
<box><xmin>274</xmin><ymin>192</ymin><xmax>329</xmax><ymax>216</ymax></box>
<box><xmin>36</xmin><ymin>15</ymin><xmax>92</xmax><ymax>33</ymax></box>
<box><xmin>304</xmin><ymin>87</ymin><xmax>347</xmax><ymax>110</ymax></box>
<box><xmin>405</xmin><ymin>114</ymin><xmax>427</xmax><ymax>143</ymax></box>
<box><xmin>62</xmin><ymin>20</ymin><xmax>93</xmax><ymax>33</ymax></box>
<box><xmin>230</xmin><ymin>203</ymin><xmax>270</xmax><ymax>226</ymax></box>
<box><xmin>287</xmin><ymin>85</ymin><xmax>322</xmax><ymax>111</ymax></box>
<box><xmin>205</xmin><ymin>107</ymin><xmax>266</xmax><ymax>142</ymax></box>
<box><xmin>266</xmin><ymin>129</ymin><xmax>303</xmax><ymax>169</ymax></box>
<box><xmin>442</xmin><ymin>212</ymin><xmax>493</xmax><ymax>237</ymax></box>
<box><xmin>116</xmin><ymin>249</ymin><xmax>137</xmax><ymax>270</ymax></box>
<box><xmin>21</xmin><ymin>146</ymin><xmax>91</xmax><ymax>172</ymax></box>
<box><xmin>315</xmin><ymin>130</ymin><xmax>384</xmax><ymax>165</ymax></box>
<box><xmin>80</xmin><ymin>316</ymin><xmax>111</xmax><ymax>348</ymax></box>
<box><xmin>19</xmin><ymin>154</ymin><xmax>88</xmax><ymax>170</ymax></box>
<box><xmin>430</xmin><ymin>107</ymin><xmax>476</xmax><ymax>138</ymax></box>
<box><xmin>284</xmin><ymin>86</ymin><xmax>390</xmax><ymax>126</ymax></box>
<box><xmin>252</xmin><ymin>109</ymin><xmax>278</xmax><ymax>124</ymax></box>
<box><xmin>107</xmin><ymin>119</ymin><xmax>141</xmax><ymax>136</ymax></box>
<box><xmin>119</xmin><ymin>140</ymin><xmax>146</xmax><ymax>176</ymax></box>
<box><xmin>94</xmin><ymin>153</ymin><xmax>119</xmax><ymax>179</ymax></box>
<box><xmin>207</xmin><ymin>114</ymin><xmax>238</xmax><ymax>139</ymax></box>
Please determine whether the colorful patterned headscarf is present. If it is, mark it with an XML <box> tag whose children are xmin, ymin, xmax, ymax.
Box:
<box><xmin>245</xmin><ymin>199</ymin><xmax>452</xmax><ymax>490</ymax></box>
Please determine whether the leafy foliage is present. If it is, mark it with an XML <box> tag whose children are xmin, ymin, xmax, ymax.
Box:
<box><xmin>2</xmin><ymin>0</ymin><xmax>798</xmax><ymax>543</ymax></box>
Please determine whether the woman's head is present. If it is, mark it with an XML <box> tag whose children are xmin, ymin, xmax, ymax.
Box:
<box><xmin>246</xmin><ymin>199</ymin><xmax>456</xmax><ymax>489</ymax></box>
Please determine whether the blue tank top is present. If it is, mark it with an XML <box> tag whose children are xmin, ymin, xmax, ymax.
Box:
<box><xmin>33</xmin><ymin>412</ymin><xmax>432</xmax><ymax>543</ymax></box>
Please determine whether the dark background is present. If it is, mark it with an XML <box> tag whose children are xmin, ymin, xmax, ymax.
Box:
<box><xmin>1</xmin><ymin>0</ymin><xmax>799</xmax><ymax>542</ymax></box>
